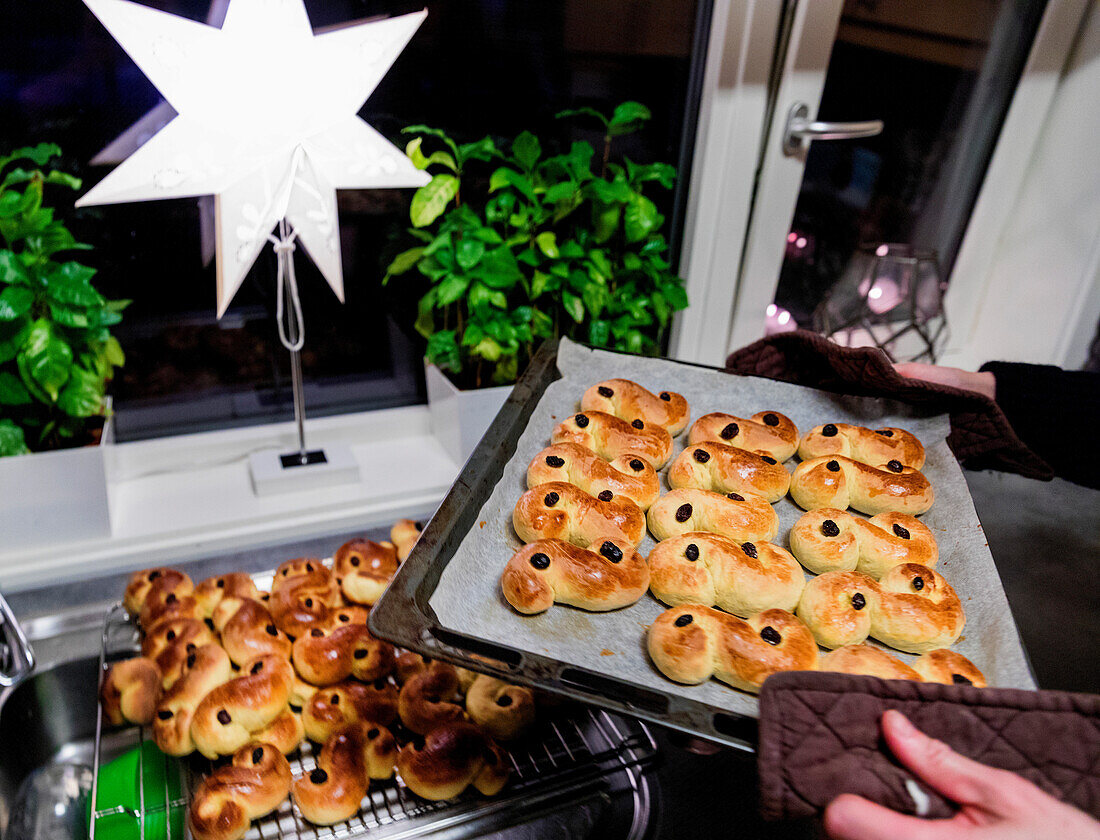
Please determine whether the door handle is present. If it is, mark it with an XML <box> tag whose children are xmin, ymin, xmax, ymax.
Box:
<box><xmin>782</xmin><ymin>102</ymin><xmax>883</xmax><ymax>156</ymax></box>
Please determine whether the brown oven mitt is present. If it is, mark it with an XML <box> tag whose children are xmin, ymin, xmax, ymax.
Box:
<box><xmin>724</xmin><ymin>330</ymin><xmax>1053</xmax><ymax>481</ymax></box>
<box><xmin>757</xmin><ymin>671</ymin><xmax>1100</xmax><ymax>821</ymax></box>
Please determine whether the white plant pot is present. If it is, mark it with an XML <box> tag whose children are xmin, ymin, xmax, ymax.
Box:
<box><xmin>0</xmin><ymin>406</ymin><xmax>113</xmax><ymax>551</ymax></box>
<box><xmin>425</xmin><ymin>362</ymin><xmax>512</xmax><ymax>466</ymax></box>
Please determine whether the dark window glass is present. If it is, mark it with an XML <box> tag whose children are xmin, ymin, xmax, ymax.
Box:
<box><xmin>2</xmin><ymin>0</ymin><xmax>707</xmax><ymax>440</ymax></box>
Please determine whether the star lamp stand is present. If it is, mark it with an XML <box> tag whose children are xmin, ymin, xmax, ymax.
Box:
<box><xmin>247</xmin><ymin>220</ymin><xmax>359</xmax><ymax>496</ymax></box>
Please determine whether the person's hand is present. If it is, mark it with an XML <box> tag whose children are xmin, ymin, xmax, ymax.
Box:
<box><xmin>894</xmin><ymin>362</ymin><xmax>997</xmax><ymax>401</ymax></box>
<box><xmin>824</xmin><ymin>710</ymin><xmax>1100</xmax><ymax>840</ymax></box>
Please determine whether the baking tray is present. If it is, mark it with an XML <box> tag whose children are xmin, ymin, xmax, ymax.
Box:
<box><xmin>370</xmin><ymin>338</ymin><xmax>1036</xmax><ymax>749</ymax></box>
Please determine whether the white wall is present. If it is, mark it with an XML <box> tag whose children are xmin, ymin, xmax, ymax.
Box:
<box><xmin>946</xmin><ymin>0</ymin><xmax>1100</xmax><ymax>370</ymax></box>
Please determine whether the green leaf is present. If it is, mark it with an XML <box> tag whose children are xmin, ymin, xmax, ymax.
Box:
<box><xmin>0</xmin><ymin>317</ymin><xmax>29</xmax><ymax>364</ymax></box>
<box><xmin>105</xmin><ymin>335</ymin><xmax>125</xmax><ymax>367</ymax></box>
<box><xmin>0</xmin><ymin>419</ymin><xmax>29</xmax><ymax>457</ymax></box>
<box><xmin>457</xmin><ymin>137</ymin><xmax>502</xmax><ymax>165</ymax></box>
<box><xmin>0</xmin><ymin>285</ymin><xmax>34</xmax><ymax>320</ymax></box>
<box><xmin>48</xmin><ymin>303</ymin><xmax>89</xmax><ymax>327</ymax></box>
<box><xmin>25</xmin><ymin>333</ymin><xmax>72</xmax><ymax>400</ymax></box>
<box><xmin>662</xmin><ymin>280</ymin><xmax>689</xmax><ymax>310</ymax></box>
<box><xmin>22</xmin><ymin>318</ymin><xmax>51</xmax><ymax>356</ymax></box>
<box><xmin>414</xmin><ymin>289</ymin><xmax>438</xmax><ymax>338</ymax></box>
<box><xmin>409</xmin><ymin>174</ymin><xmax>460</xmax><ymax>228</ymax></box>
<box><xmin>488</xmin><ymin>168</ymin><xmax>538</xmax><ymax>204</ymax></box>
<box><xmin>401</xmin><ymin>126</ymin><xmax>460</xmax><ymax>159</ymax></box>
<box><xmin>608</xmin><ymin>101</ymin><xmax>652</xmax><ymax>136</ymax></box>
<box><xmin>587</xmin><ymin>249</ymin><xmax>613</xmax><ymax>282</ymax></box>
<box><xmin>45</xmin><ymin>262</ymin><xmax>103</xmax><ymax>307</ymax></box>
<box><xmin>512</xmin><ymin>131</ymin><xmax>541</xmax><ymax>171</ymax></box>
<box><xmin>485</xmin><ymin>192</ymin><xmax>515</xmax><ymax>225</ymax></box>
<box><xmin>588</xmin><ymin>318</ymin><xmax>610</xmax><ymax>347</ymax></box>
<box><xmin>588</xmin><ymin>177</ymin><xmax>632</xmax><ymax>204</ymax></box>
<box><xmin>471</xmin><ymin>336</ymin><xmax>502</xmax><ymax>362</ymax></box>
<box><xmin>474</xmin><ymin>246</ymin><xmax>523</xmax><ymax>290</ymax></box>
<box><xmin>0</xmin><ymin>370</ymin><xmax>31</xmax><ymax>405</ymax></box>
<box><xmin>405</xmin><ymin>137</ymin><xmax>458</xmax><ymax>172</ymax></box>
<box><xmin>45</xmin><ymin>170</ymin><xmax>81</xmax><ymax>190</ymax></box>
<box><xmin>455</xmin><ymin>237</ymin><xmax>486</xmax><ymax>271</ymax></box>
<box><xmin>87</xmin><ymin>307</ymin><xmax>123</xmax><ymax>328</ymax></box>
<box><xmin>0</xmin><ymin>143</ymin><xmax>61</xmax><ymax>170</ymax></box>
<box><xmin>543</xmin><ymin>181</ymin><xmax>578</xmax><ymax>204</ymax></box>
<box><xmin>562</xmin><ymin>292</ymin><xmax>585</xmax><ymax>323</ymax></box>
<box><xmin>624</xmin><ymin>194</ymin><xmax>661</xmax><ymax>243</ymax></box>
<box><xmin>530</xmin><ymin>270</ymin><xmax>551</xmax><ymax>298</ymax></box>
<box><xmin>535</xmin><ymin>232</ymin><xmax>560</xmax><ymax>259</ymax></box>
<box><xmin>626</xmin><ymin>158</ymin><xmax>676</xmax><ymax>189</ymax></box>
<box><xmin>436</xmin><ymin>273</ymin><xmax>470</xmax><ymax>306</ymax></box>
<box><xmin>0</xmin><ymin>191</ymin><xmax>23</xmax><ymax>219</ymax></box>
<box><xmin>383</xmin><ymin>246</ymin><xmax>426</xmax><ymax>284</ymax></box>
<box><xmin>555</xmin><ymin>106</ymin><xmax>609</xmax><ymax>128</ymax></box>
<box><xmin>425</xmin><ymin>330</ymin><xmax>461</xmax><ymax>372</ymax></box>
<box><xmin>582</xmin><ymin>283</ymin><xmax>607</xmax><ymax>318</ymax></box>
<box><xmin>57</xmin><ymin>366</ymin><xmax>104</xmax><ymax>417</ymax></box>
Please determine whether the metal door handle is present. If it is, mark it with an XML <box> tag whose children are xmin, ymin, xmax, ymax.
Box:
<box><xmin>783</xmin><ymin>101</ymin><xmax>883</xmax><ymax>156</ymax></box>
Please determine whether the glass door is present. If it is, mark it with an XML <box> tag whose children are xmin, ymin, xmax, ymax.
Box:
<box><xmin>725</xmin><ymin>0</ymin><xmax>1056</xmax><ymax>360</ymax></box>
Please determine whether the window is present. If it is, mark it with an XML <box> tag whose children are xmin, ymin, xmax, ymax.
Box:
<box><xmin>2</xmin><ymin>0</ymin><xmax>708</xmax><ymax>440</ymax></box>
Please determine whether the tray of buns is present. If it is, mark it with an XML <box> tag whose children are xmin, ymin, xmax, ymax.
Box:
<box><xmin>370</xmin><ymin>338</ymin><xmax>1035</xmax><ymax>748</ymax></box>
<box><xmin>93</xmin><ymin>526</ymin><xmax>657</xmax><ymax>840</ymax></box>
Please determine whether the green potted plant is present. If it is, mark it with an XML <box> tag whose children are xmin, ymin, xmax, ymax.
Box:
<box><xmin>384</xmin><ymin>102</ymin><xmax>688</xmax><ymax>462</ymax></box>
<box><xmin>0</xmin><ymin>143</ymin><xmax>127</xmax><ymax>547</ymax></box>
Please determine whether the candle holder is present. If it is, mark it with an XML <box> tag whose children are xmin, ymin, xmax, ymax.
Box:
<box><xmin>813</xmin><ymin>243</ymin><xmax>949</xmax><ymax>363</ymax></box>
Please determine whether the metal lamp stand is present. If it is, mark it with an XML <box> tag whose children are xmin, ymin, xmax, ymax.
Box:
<box><xmin>248</xmin><ymin>219</ymin><xmax>360</xmax><ymax>496</ymax></box>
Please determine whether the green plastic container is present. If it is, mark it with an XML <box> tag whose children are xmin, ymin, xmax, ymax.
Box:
<box><xmin>86</xmin><ymin>741</ymin><xmax>185</xmax><ymax>840</ymax></box>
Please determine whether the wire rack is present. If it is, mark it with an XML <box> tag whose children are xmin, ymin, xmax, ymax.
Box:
<box><xmin>90</xmin><ymin>601</ymin><xmax>658</xmax><ymax>840</ymax></box>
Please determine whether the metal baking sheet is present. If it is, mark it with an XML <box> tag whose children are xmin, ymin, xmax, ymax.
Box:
<box><xmin>372</xmin><ymin>338</ymin><xmax>1035</xmax><ymax>748</ymax></box>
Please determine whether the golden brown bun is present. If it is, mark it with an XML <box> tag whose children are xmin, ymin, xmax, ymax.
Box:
<box><xmin>333</xmin><ymin>538</ymin><xmax>399</xmax><ymax>606</ymax></box>
<box><xmin>188</xmin><ymin>742</ymin><xmax>292</xmax><ymax>840</ymax></box>
<box><xmin>551</xmin><ymin>410</ymin><xmax>673</xmax><ymax>468</ymax></box>
<box><xmin>500</xmin><ymin>538</ymin><xmax>650</xmax><ymax>614</ymax></box>
<box><xmin>688</xmin><ymin>412</ymin><xmax>799</xmax><ymax>462</ymax></box>
<box><xmin>153</xmin><ymin>643</ymin><xmax>234</xmax><ymax>756</ymax></box>
<box><xmin>193</xmin><ymin>573</ymin><xmax>261</xmax><ymax>618</ymax></box>
<box><xmin>268</xmin><ymin>560</ymin><xmax>341</xmax><ymax>640</ymax></box>
<box><xmin>789</xmin><ymin>508</ymin><xmax>937</xmax><ymax>578</ymax></box>
<box><xmin>819</xmin><ymin>644</ymin><xmax>921</xmax><ymax>681</ymax></box>
<box><xmin>796</xmin><ymin>564</ymin><xmax>964</xmax><ymax>653</ymax></box>
<box><xmin>790</xmin><ymin>456</ymin><xmax>934</xmax><ymax>516</ymax></box>
<box><xmin>123</xmin><ymin>568</ymin><xmax>193</xmax><ymax>618</ymax></box>
<box><xmin>252</xmin><ymin>708</ymin><xmax>304</xmax><ymax>755</ymax></box>
<box><xmin>465</xmin><ymin>676</ymin><xmax>536</xmax><ymax>741</ymax></box>
<box><xmin>668</xmin><ymin>441</ymin><xmax>791</xmax><ymax>503</ymax></box>
<box><xmin>398</xmin><ymin>662</ymin><xmax>467</xmax><ymax>735</ymax></box>
<box><xmin>580</xmin><ymin>379</ymin><xmax>690</xmax><ymax>435</ymax></box>
<box><xmin>912</xmin><ymin>649</ymin><xmax>987</xmax><ymax>687</ymax></box>
<box><xmin>140</xmin><ymin>589</ymin><xmax>202</xmax><ymax>633</ymax></box>
<box><xmin>100</xmin><ymin>657</ymin><xmax>162</xmax><ymax>726</ymax></box>
<box><xmin>291</xmin><ymin>607</ymin><xmax>394</xmax><ymax>687</ymax></box>
<box><xmin>390</xmin><ymin>519</ymin><xmax>423</xmax><ymax>561</ymax></box>
<box><xmin>141</xmin><ymin>617</ymin><xmax>218</xmax><ymax>689</ymax></box>
<box><xmin>291</xmin><ymin>722</ymin><xmax>397</xmax><ymax>825</ymax></box>
<box><xmin>647</xmin><ymin>605</ymin><xmax>818</xmax><ymax>693</ymax></box>
<box><xmin>303</xmin><ymin>679</ymin><xmax>399</xmax><ymax>743</ymax></box>
<box><xmin>647</xmin><ymin>533</ymin><xmax>805</xmax><ymax>617</ymax></box>
<box><xmin>396</xmin><ymin>722</ymin><xmax>509</xmax><ymax>800</ymax></box>
<box><xmin>190</xmin><ymin>655</ymin><xmax>295</xmax><ymax>759</ymax></box>
<box><xmin>219</xmin><ymin>599</ymin><xmax>292</xmax><ymax>667</ymax></box>
<box><xmin>394</xmin><ymin>651</ymin><xmax>430</xmax><ymax>685</ymax></box>
<box><xmin>528</xmin><ymin>443</ymin><xmax>660</xmax><ymax>510</ymax></box>
<box><xmin>647</xmin><ymin>488</ymin><xmax>779</xmax><ymax>544</ymax></box>
<box><xmin>513</xmin><ymin>481</ymin><xmax>646</xmax><ymax>549</ymax></box>
<box><xmin>799</xmin><ymin>423</ymin><xmax>925</xmax><ymax>470</ymax></box>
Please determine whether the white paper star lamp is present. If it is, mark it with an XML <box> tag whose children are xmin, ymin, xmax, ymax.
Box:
<box><xmin>77</xmin><ymin>0</ymin><xmax>430</xmax><ymax>317</ymax></box>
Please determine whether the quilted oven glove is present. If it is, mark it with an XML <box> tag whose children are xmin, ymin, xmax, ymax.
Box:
<box><xmin>725</xmin><ymin>330</ymin><xmax>1053</xmax><ymax>481</ymax></box>
<box><xmin>757</xmin><ymin>671</ymin><xmax>1100</xmax><ymax>821</ymax></box>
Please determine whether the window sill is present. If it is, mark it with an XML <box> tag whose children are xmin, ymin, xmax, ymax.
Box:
<box><xmin>0</xmin><ymin>405</ymin><xmax>460</xmax><ymax>591</ymax></box>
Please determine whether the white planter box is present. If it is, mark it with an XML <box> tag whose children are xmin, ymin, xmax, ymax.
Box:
<box><xmin>425</xmin><ymin>362</ymin><xmax>512</xmax><ymax>466</ymax></box>
<box><xmin>0</xmin><ymin>409</ymin><xmax>113</xmax><ymax>551</ymax></box>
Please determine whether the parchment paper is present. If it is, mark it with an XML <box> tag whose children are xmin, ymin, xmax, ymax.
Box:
<box><xmin>430</xmin><ymin>339</ymin><xmax>1036</xmax><ymax>719</ymax></box>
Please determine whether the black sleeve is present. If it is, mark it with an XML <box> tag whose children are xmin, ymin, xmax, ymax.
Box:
<box><xmin>979</xmin><ymin>362</ymin><xmax>1100</xmax><ymax>489</ymax></box>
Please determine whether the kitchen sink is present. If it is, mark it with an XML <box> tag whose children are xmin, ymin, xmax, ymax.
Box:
<box><xmin>0</xmin><ymin>575</ymin><xmax>658</xmax><ymax>840</ymax></box>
